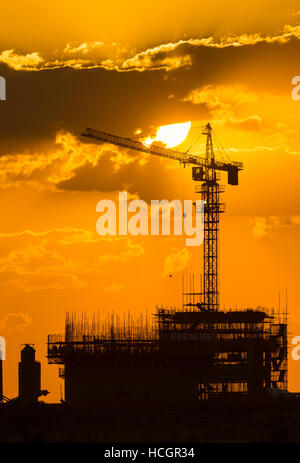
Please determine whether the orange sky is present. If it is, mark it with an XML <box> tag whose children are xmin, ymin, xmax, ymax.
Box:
<box><xmin>0</xmin><ymin>1</ymin><xmax>300</xmax><ymax>401</ymax></box>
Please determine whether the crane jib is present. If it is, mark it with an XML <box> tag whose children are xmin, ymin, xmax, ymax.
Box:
<box><xmin>81</xmin><ymin>128</ymin><xmax>243</xmax><ymax>179</ymax></box>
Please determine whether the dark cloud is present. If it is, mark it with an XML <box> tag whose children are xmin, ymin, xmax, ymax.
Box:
<box><xmin>57</xmin><ymin>146</ymin><xmax>179</xmax><ymax>201</ymax></box>
<box><xmin>1</xmin><ymin>37</ymin><xmax>300</xmax><ymax>156</ymax></box>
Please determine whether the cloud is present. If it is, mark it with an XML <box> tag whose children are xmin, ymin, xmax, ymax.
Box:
<box><xmin>0</xmin><ymin>49</ymin><xmax>43</xmax><ymax>70</ymax></box>
<box><xmin>0</xmin><ymin>131</ymin><xmax>137</xmax><ymax>191</ymax></box>
<box><xmin>179</xmin><ymin>84</ymin><xmax>261</xmax><ymax>128</ymax></box>
<box><xmin>0</xmin><ymin>228</ymin><xmax>144</xmax><ymax>291</ymax></box>
<box><xmin>2</xmin><ymin>25</ymin><xmax>300</xmax><ymax>72</ymax></box>
<box><xmin>0</xmin><ymin>129</ymin><xmax>179</xmax><ymax>198</ymax></box>
<box><xmin>227</xmin><ymin>145</ymin><xmax>281</xmax><ymax>153</ymax></box>
<box><xmin>226</xmin><ymin>115</ymin><xmax>263</xmax><ymax>131</ymax></box>
<box><xmin>0</xmin><ymin>313</ymin><xmax>31</xmax><ymax>332</ymax></box>
<box><xmin>54</xmin><ymin>134</ymin><xmax>177</xmax><ymax>199</ymax></box>
<box><xmin>120</xmin><ymin>41</ymin><xmax>194</xmax><ymax>71</ymax></box>
<box><xmin>63</xmin><ymin>42</ymin><xmax>104</xmax><ymax>54</ymax></box>
<box><xmin>227</xmin><ymin>145</ymin><xmax>300</xmax><ymax>156</ymax></box>
<box><xmin>181</xmin><ymin>84</ymin><xmax>258</xmax><ymax>107</ymax></box>
<box><xmin>162</xmin><ymin>247</ymin><xmax>190</xmax><ymax>277</ymax></box>
<box><xmin>251</xmin><ymin>215</ymin><xmax>300</xmax><ymax>238</ymax></box>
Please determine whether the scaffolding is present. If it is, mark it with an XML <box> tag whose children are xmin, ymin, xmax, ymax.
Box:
<box><xmin>155</xmin><ymin>306</ymin><xmax>287</xmax><ymax>399</ymax></box>
<box><xmin>48</xmin><ymin>311</ymin><xmax>158</xmax><ymax>364</ymax></box>
<box><xmin>48</xmin><ymin>303</ymin><xmax>288</xmax><ymax>403</ymax></box>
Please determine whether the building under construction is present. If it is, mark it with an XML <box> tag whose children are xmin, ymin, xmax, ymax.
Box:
<box><xmin>47</xmin><ymin>122</ymin><xmax>288</xmax><ymax>407</ymax></box>
<box><xmin>47</xmin><ymin>305</ymin><xmax>287</xmax><ymax>407</ymax></box>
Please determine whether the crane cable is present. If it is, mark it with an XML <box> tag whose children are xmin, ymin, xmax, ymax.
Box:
<box><xmin>184</xmin><ymin>133</ymin><xmax>203</xmax><ymax>157</ymax></box>
<box><xmin>184</xmin><ymin>125</ymin><xmax>206</xmax><ymax>157</ymax></box>
<box><xmin>212</xmin><ymin>130</ymin><xmax>232</xmax><ymax>163</ymax></box>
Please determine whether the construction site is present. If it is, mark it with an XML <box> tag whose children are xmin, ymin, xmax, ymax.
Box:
<box><xmin>47</xmin><ymin>305</ymin><xmax>288</xmax><ymax>407</ymax></box>
<box><xmin>46</xmin><ymin>123</ymin><xmax>289</xmax><ymax>408</ymax></box>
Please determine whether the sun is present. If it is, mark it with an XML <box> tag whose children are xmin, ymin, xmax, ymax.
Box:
<box><xmin>143</xmin><ymin>121</ymin><xmax>191</xmax><ymax>148</ymax></box>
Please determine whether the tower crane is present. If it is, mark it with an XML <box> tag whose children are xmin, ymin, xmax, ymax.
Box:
<box><xmin>81</xmin><ymin>123</ymin><xmax>243</xmax><ymax>311</ymax></box>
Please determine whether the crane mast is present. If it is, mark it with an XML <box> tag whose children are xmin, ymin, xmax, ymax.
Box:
<box><xmin>201</xmin><ymin>123</ymin><xmax>224</xmax><ymax>311</ymax></box>
<box><xmin>81</xmin><ymin>123</ymin><xmax>243</xmax><ymax>312</ymax></box>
